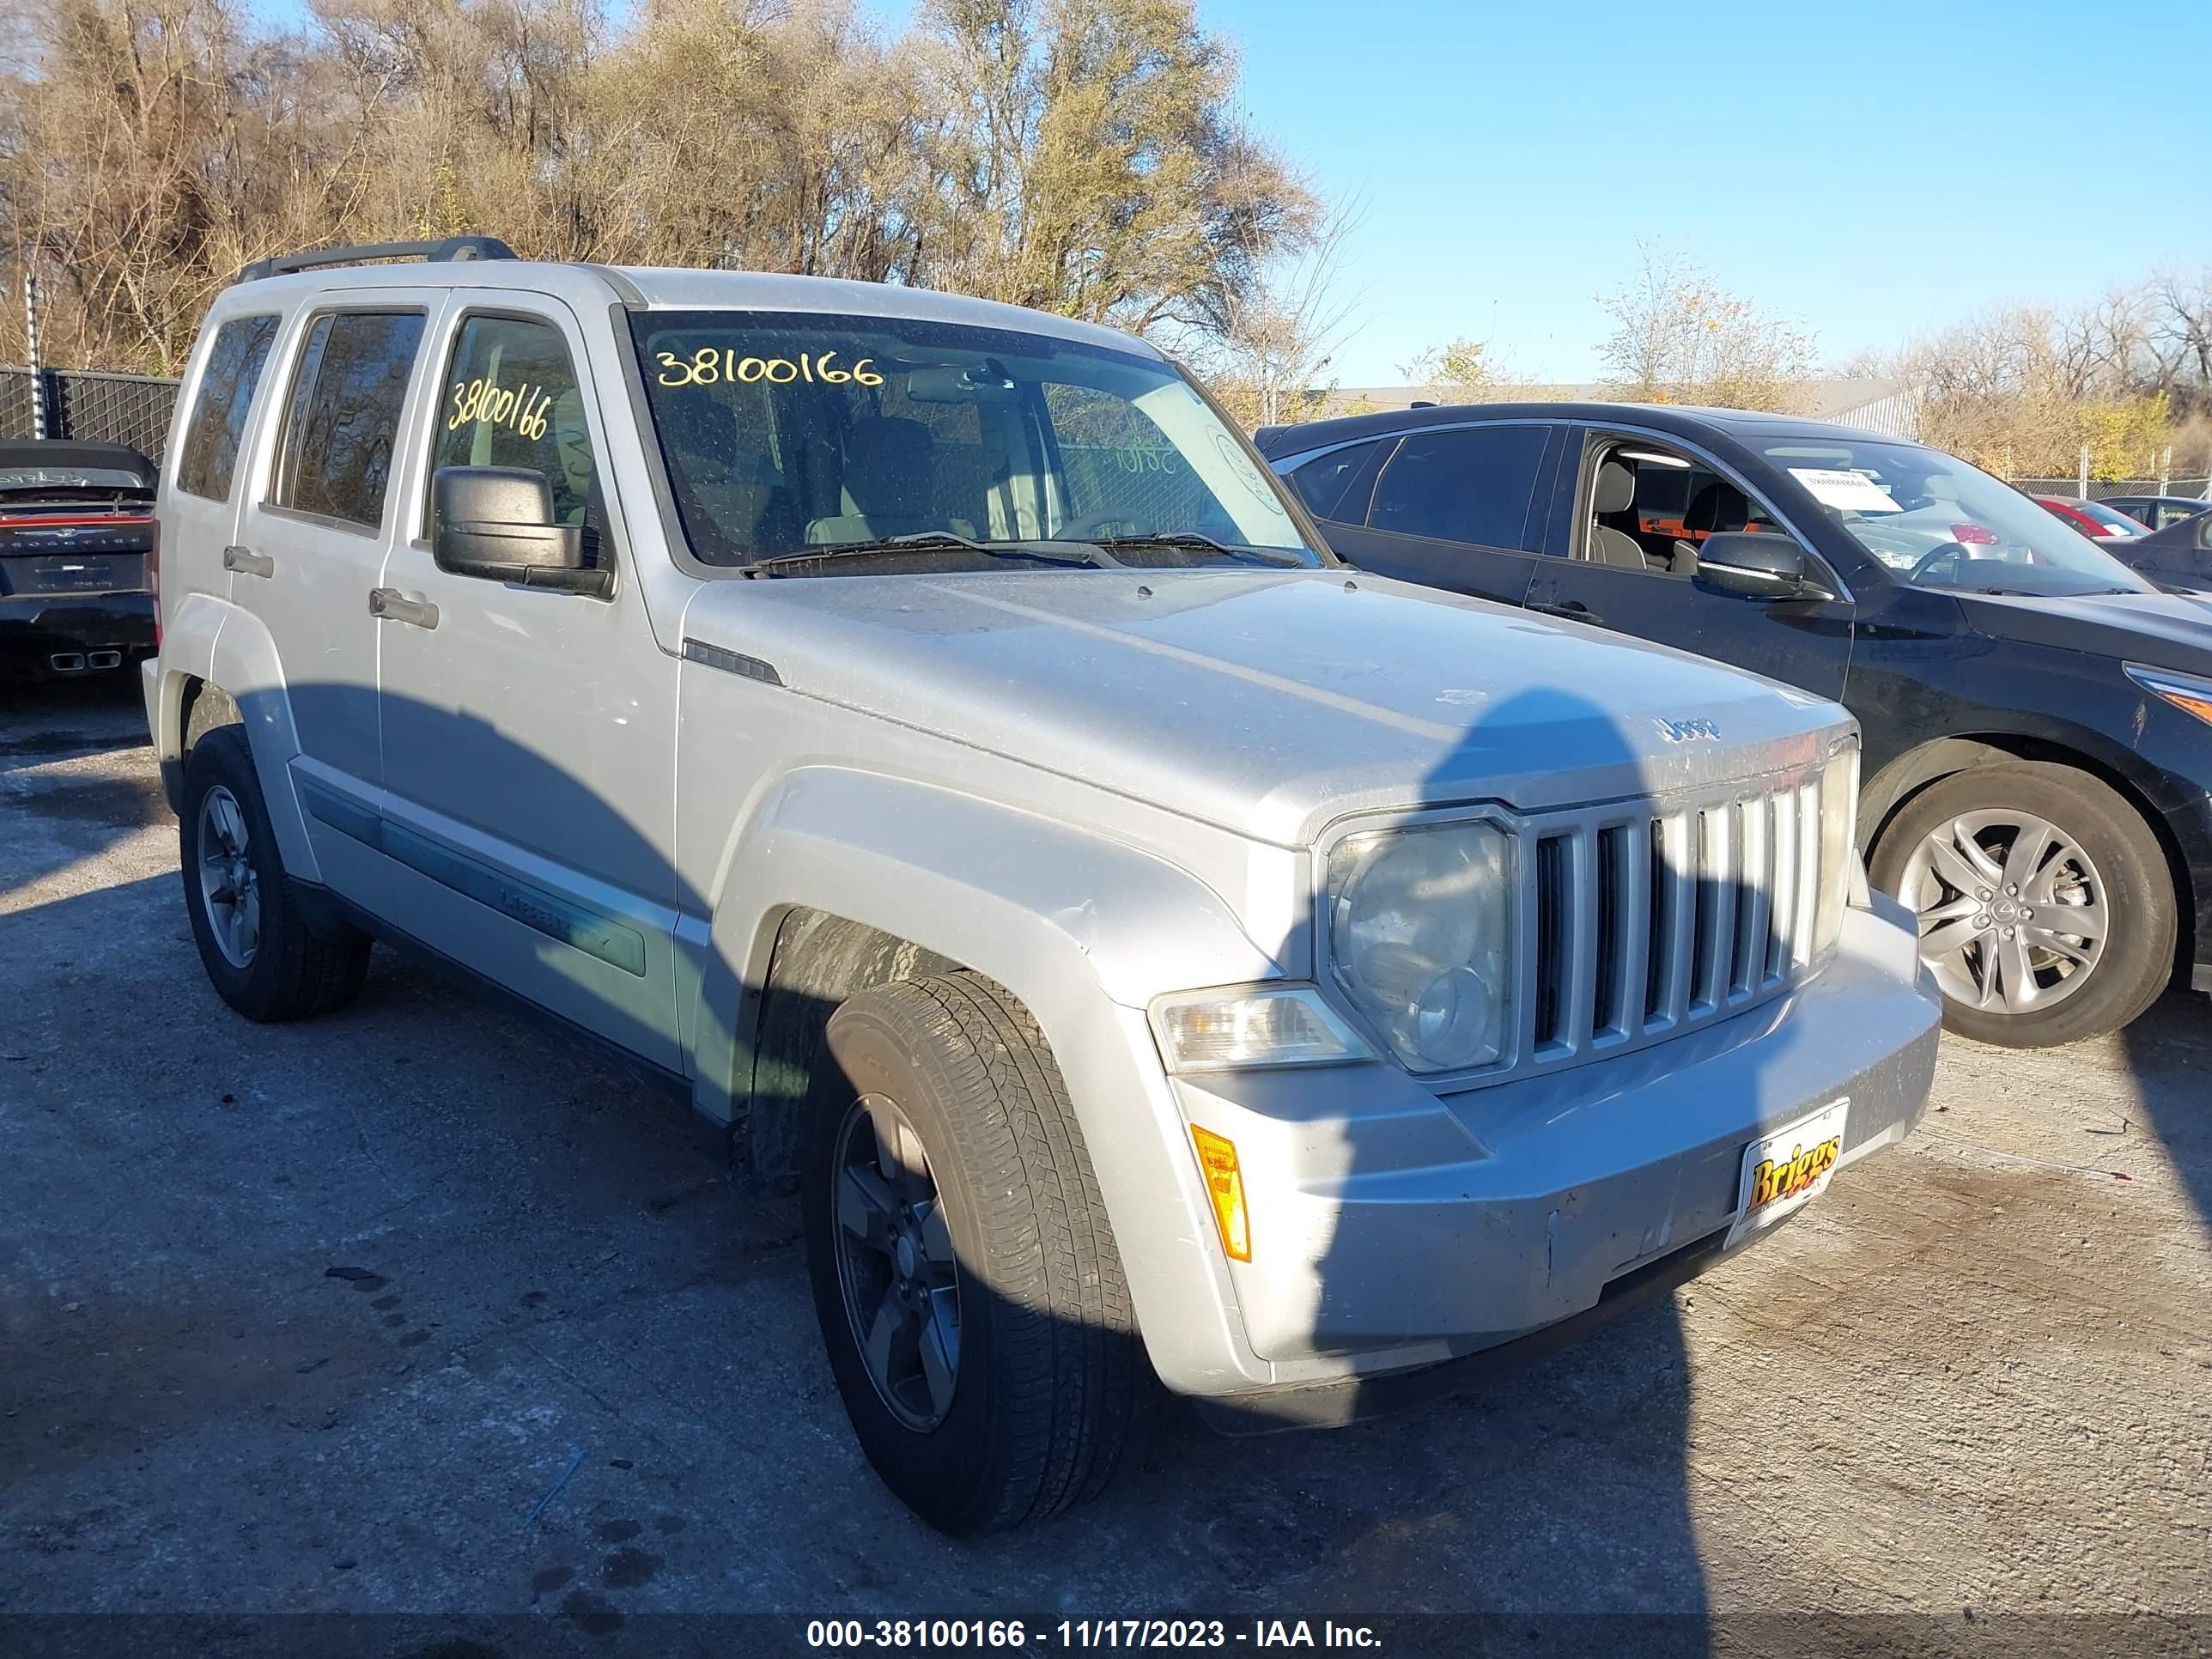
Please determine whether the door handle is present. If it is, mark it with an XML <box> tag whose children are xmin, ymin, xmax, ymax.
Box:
<box><xmin>368</xmin><ymin>587</ymin><xmax>439</xmax><ymax>629</ymax></box>
<box><xmin>222</xmin><ymin>545</ymin><xmax>275</xmax><ymax>579</ymax></box>
<box><xmin>1528</xmin><ymin>599</ymin><xmax>1601</xmax><ymax>625</ymax></box>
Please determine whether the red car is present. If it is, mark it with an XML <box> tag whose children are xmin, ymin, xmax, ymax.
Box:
<box><xmin>2034</xmin><ymin>495</ymin><xmax>2148</xmax><ymax>538</ymax></box>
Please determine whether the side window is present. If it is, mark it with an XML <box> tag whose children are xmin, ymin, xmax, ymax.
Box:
<box><xmin>1286</xmin><ymin>440</ymin><xmax>1387</xmax><ymax>522</ymax></box>
<box><xmin>1587</xmin><ymin>441</ymin><xmax>1784</xmax><ymax>577</ymax></box>
<box><xmin>272</xmin><ymin>311</ymin><xmax>426</xmax><ymax>529</ymax></box>
<box><xmin>175</xmin><ymin>315</ymin><xmax>280</xmax><ymax>501</ymax></box>
<box><xmin>432</xmin><ymin>315</ymin><xmax>601</xmax><ymax>538</ymax></box>
<box><xmin>1367</xmin><ymin>426</ymin><xmax>1549</xmax><ymax>550</ymax></box>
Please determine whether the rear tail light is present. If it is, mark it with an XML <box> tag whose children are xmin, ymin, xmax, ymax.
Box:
<box><xmin>1950</xmin><ymin>523</ymin><xmax>2000</xmax><ymax>545</ymax></box>
<box><xmin>149</xmin><ymin>520</ymin><xmax>161</xmax><ymax>649</ymax></box>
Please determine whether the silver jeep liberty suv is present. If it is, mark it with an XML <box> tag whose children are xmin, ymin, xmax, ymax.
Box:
<box><xmin>145</xmin><ymin>237</ymin><xmax>1939</xmax><ymax>1532</ymax></box>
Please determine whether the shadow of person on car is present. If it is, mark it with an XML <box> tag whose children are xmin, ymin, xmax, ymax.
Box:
<box><xmin>1039</xmin><ymin>673</ymin><xmax>1791</xmax><ymax>1652</ymax></box>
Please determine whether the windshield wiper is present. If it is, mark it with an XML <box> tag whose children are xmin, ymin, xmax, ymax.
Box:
<box><xmin>1081</xmin><ymin>532</ymin><xmax>1308</xmax><ymax>568</ymax></box>
<box><xmin>744</xmin><ymin>532</ymin><xmax>1112</xmax><ymax>576</ymax></box>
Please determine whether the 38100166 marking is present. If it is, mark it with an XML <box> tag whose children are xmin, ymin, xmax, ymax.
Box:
<box><xmin>804</xmin><ymin>1619</ymin><xmax>1033</xmax><ymax>1649</ymax></box>
<box><xmin>656</xmin><ymin>348</ymin><xmax>884</xmax><ymax>388</ymax></box>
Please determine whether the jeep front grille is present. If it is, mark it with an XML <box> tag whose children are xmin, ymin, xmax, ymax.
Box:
<box><xmin>1518</xmin><ymin>767</ymin><xmax>1834</xmax><ymax>1073</ymax></box>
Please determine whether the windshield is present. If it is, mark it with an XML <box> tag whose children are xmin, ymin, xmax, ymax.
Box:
<box><xmin>2074</xmin><ymin>499</ymin><xmax>2148</xmax><ymax>535</ymax></box>
<box><xmin>1761</xmin><ymin>438</ymin><xmax>2151</xmax><ymax>598</ymax></box>
<box><xmin>629</xmin><ymin>310</ymin><xmax>1316</xmax><ymax>568</ymax></box>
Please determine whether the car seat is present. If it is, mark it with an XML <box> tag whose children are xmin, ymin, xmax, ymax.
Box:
<box><xmin>806</xmin><ymin>416</ymin><xmax>974</xmax><ymax>544</ymax></box>
<box><xmin>1589</xmin><ymin>461</ymin><xmax>1650</xmax><ymax>569</ymax></box>
<box><xmin>662</xmin><ymin>391</ymin><xmax>799</xmax><ymax>555</ymax></box>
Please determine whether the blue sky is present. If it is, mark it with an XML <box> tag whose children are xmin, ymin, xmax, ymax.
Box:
<box><xmin>1191</xmin><ymin>0</ymin><xmax>2212</xmax><ymax>382</ymax></box>
<box><xmin>252</xmin><ymin>0</ymin><xmax>2212</xmax><ymax>385</ymax></box>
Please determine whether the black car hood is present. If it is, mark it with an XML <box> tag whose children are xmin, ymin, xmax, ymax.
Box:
<box><xmin>1960</xmin><ymin>590</ymin><xmax>2212</xmax><ymax>674</ymax></box>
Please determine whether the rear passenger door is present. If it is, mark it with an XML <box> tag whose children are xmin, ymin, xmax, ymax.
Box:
<box><xmin>231</xmin><ymin>297</ymin><xmax>435</xmax><ymax>848</ymax></box>
<box><xmin>165</xmin><ymin>311</ymin><xmax>283</xmax><ymax>611</ymax></box>
<box><xmin>1293</xmin><ymin>423</ymin><xmax>1559</xmax><ymax>608</ymax></box>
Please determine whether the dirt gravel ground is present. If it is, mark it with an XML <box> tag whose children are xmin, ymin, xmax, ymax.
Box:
<box><xmin>2</xmin><ymin>680</ymin><xmax>2209</xmax><ymax>1644</ymax></box>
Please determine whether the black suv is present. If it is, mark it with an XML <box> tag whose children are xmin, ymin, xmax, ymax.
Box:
<box><xmin>1259</xmin><ymin>404</ymin><xmax>2212</xmax><ymax>1048</ymax></box>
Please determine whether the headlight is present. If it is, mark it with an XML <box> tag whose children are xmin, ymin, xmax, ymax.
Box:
<box><xmin>1150</xmin><ymin>986</ymin><xmax>1369</xmax><ymax>1073</ymax></box>
<box><xmin>2125</xmin><ymin>662</ymin><xmax>2212</xmax><ymax>728</ymax></box>
<box><xmin>1327</xmin><ymin>820</ymin><xmax>1514</xmax><ymax>1073</ymax></box>
<box><xmin>1813</xmin><ymin>739</ymin><xmax>1860</xmax><ymax>957</ymax></box>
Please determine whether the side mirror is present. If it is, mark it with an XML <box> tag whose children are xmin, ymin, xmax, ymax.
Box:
<box><xmin>430</xmin><ymin>466</ymin><xmax>610</xmax><ymax>596</ymax></box>
<box><xmin>1693</xmin><ymin>532</ymin><xmax>1833</xmax><ymax>602</ymax></box>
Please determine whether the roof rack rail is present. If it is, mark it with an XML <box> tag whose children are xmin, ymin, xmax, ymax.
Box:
<box><xmin>234</xmin><ymin>235</ymin><xmax>519</xmax><ymax>285</ymax></box>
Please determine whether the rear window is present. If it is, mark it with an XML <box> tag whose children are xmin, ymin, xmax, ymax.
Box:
<box><xmin>1367</xmin><ymin>425</ymin><xmax>1550</xmax><ymax>549</ymax></box>
<box><xmin>271</xmin><ymin>311</ymin><xmax>426</xmax><ymax>528</ymax></box>
<box><xmin>0</xmin><ymin>465</ymin><xmax>148</xmax><ymax>492</ymax></box>
<box><xmin>176</xmin><ymin>315</ymin><xmax>280</xmax><ymax>501</ymax></box>
<box><xmin>1286</xmin><ymin>441</ymin><xmax>1388</xmax><ymax>521</ymax></box>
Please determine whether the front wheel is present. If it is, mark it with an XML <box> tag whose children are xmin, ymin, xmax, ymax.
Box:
<box><xmin>1869</xmin><ymin>761</ymin><xmax>2173</xmax><ymax>1047</ymax></box>
<box><xmin>800</xmin><ymin>972</ymin><xmax>1138</xmax><ymax>1534</ymax></box>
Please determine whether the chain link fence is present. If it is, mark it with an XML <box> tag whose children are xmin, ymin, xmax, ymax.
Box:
<box><xmin>2010</xmin><ymin>477</ymin><xmax>2212</xmax><ymax>503</ymax></box>
<box><xmin>0</xmin><ymin>366</ymin><xmax>181</xmax><ymax>459</ymax></box>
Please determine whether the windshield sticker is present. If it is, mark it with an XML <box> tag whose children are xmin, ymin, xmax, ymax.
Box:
<box><xmin>654</xmin><ymin>349</ymin><xmax>883</xmax><ymax>389</ymax></box>
<box><xmin>1789</xmin><ymin>466</ymin><xmax>1902</xmax><ymax>514</ymax></box>
<box><xmin>448</xmin><ymin>377</ymin><xmax>554</xmax><ymax>441</ymax></box>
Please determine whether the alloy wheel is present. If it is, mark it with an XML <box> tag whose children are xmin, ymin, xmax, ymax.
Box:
<box><xmin>197</xmin><ymin>784</ymin><xmax>261</xmax><ymax>969</ymax></box>
<box><xmin>1898</xmin><ymin>809</ymin><xmax>2109</xmax><ymax>1016</ymax></box>
<box><xmin>830</xmin><ymin>1091</ymin><xmax>963</xmax><ymax>1431</ymax></box>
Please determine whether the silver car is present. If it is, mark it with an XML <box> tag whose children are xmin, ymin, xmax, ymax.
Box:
<box><xmin>143</xmin><ymin>239</ymin><xmax>1940</xmax><ymax>1532</ymax></box>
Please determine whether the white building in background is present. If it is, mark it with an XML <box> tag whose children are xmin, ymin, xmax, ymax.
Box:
<box><xmin>1302</xmin><ymin>377</ymin><xmax>1921</xmax><ymax>438</ymax></box>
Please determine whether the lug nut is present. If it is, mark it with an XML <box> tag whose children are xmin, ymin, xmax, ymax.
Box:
<box><xmin>2001</xmin><ymin>927</ymin><xmax>2014</xmax><ymax>939</ymax></box>
<box><xmin>2006</xmin><ymin>884</ymin><xmax>2019</xmax><ymax>897</ymax></box>
<box><xmin>1978</xmin><ymin>889</ymin><xmax>1993</xmax><ymax>902</ymax></box>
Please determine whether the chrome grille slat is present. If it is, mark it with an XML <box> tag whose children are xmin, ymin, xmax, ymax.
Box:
<box><xmin>1734</xmin><ymin>793</ymin><xmax>1771</xmax><ymax>998</ymax></box>
<box><xmin>1559</xmin><ymin>826</ymin><xmax>1599</xmax><ymax>1052</ymax></box>
<box><xmin>1766</xmin><ymin>786</ymin><xmax>1799</xmax><ymax>984</ymax></box>
<box><xmin>1657</xmin><ymin>811</ymin><xmax>1697</xmax><ymax>1029</ymax></box>
<box><xmin>1793</xmin><ymin>778</ymin><xmax>1821</xmax><ymax>972</ymax></box>
<box><xmin>1604</xmin><ymin>821</ymin><xmax>1648</xmax><ymax>1044</ymax></box>
<box><xmin>1695</xmin><ymin>803</ymin><xmax>1735</xmax><ymax>1013</ymax></box>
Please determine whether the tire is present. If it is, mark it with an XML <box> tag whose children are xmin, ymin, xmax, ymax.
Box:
<box><xmin>180</xmin><ymin>726</ymin><xmax>371</xmax><ymax>1022</ymax></box>
<box><xmin>800</xmin><ymin>971</ymin><xmax>1137</xmax><ymax>1534</ymax></box>
<box><xmin>1869</xmin><ymin>760</ymin><xmax>2173</xmax><ymax>1048</ymax></box>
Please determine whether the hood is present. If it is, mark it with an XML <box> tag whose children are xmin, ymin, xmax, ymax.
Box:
<box><xmin>680</xmin><ymin>568</ymin><xmax>1849</xmax><ymax>847</ymax></box>
<box><xmin>1958</xmin><ymin>589</ymin><xmax>2212</xmax><ymax>672</ymax></box>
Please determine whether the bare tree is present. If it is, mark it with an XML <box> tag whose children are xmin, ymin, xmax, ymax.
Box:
<box><xmin>0</xmin><ymin>0</ymin><xmax>1318</xmax><ymax>374</ymax></box>
<box><xmin>1196</xmin><ymin>191</ymin><xmax>1364</xmax><ymax>428</ymax></box>
<box><xmin>1595</xmin><ymin>241</ymin><xmax>1814</xmax><ymax>411</ymax></box>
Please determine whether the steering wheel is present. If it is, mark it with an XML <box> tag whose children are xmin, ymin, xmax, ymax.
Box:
<box><xmin>1910</xmin><ymin>542</ymin><xmax>1965</xmax><ymax>584</ymax></box>
<box><xmin>1050</xmin><ymin>509</ymin><xmax>1143</xmax><ymax>540</ymax></box>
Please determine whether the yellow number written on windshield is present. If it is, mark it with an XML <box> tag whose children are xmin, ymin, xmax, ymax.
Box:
<box><xmin>655</xmin><ymin>349</ymin><xmax>884</xmax><ymax>388</ymax></box>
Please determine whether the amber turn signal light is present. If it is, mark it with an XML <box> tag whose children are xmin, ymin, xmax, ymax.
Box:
<box><xmin>1190</xmin><ymin>1126</ymin><xmax>1251</xmax><ymax>1261</ymax></box>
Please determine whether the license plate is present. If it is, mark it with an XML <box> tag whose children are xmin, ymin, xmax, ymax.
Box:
<box><xmin>1724</xmin><ymin>1097</ymin><xmax>1850</xmax><ymax>1249</ymax></box>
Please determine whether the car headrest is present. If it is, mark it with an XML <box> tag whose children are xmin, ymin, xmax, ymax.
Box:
<box><xmin>1594</xmin><ymin>460</ymin><xmax>1635</xmax><ymax>514</ymax></box>
<box><xmin>1684</xmin><ymin>481</ymin><xmax>1749</xmax><ymax>534</ymax></box>
<box><xmin>841</xmin><ymin>416</ymin><xmax>933</xmax><ymax>518</ymax></box>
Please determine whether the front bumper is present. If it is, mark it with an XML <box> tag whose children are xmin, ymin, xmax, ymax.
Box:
<box><xmin>1164</xmin><ymin>895</ymin><xmax>1939</xmax><ymax>1408</ymax></box>
<box><xmin>0</xmin><ymin>591</ymin><xmax>155</xmax><ymax>672</ymax></box>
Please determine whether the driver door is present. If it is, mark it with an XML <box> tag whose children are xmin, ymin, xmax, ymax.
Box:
<box><xmin>1525</xmin><ymin>428</ymin><xmax>1856</xmax><ymax>702</ymax></box>
<box><xmin>372</xmin><ymin>298</ymin><xmax>684</xmax><ymax>1073</ymax></box>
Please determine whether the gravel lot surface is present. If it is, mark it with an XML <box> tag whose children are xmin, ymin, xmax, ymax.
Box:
<box><xmin>2</xmin><ymin>680</ymin><xmax>2208</xmax><ymax>1642</ymax></box>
